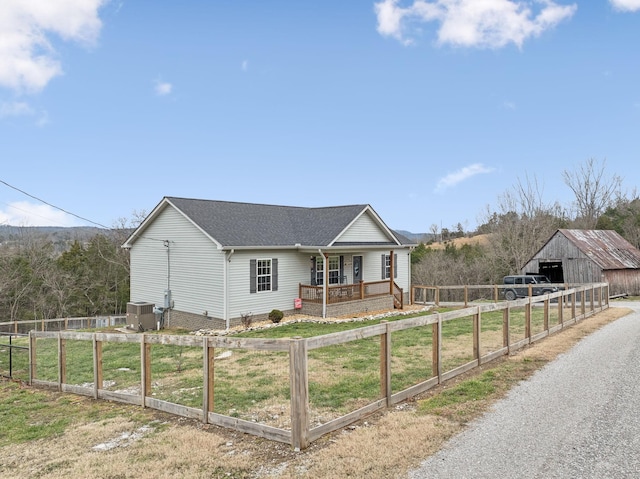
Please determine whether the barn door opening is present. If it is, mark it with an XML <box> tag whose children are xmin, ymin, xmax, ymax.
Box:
<box><xmin>539</xmin><ymin>261</ymin><xmax>563</xmax><ymax>283</ymax></box>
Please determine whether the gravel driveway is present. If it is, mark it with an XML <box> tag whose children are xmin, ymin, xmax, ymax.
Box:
<box><xmin>409</xmin><ymin>301</ymin><xmax>640</xmax><ymax>479</ymax></box>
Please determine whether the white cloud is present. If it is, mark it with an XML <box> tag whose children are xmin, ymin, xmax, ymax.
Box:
<box><xmin>242</xmin><ymin>60</ymin><xmax>249</xmax><ymax>71</ymax></box>
<box><xmin>502</xmin><ymin>100</ymin><xmax>516</xmax><ymax>110</ymax></box>
<box><xmin>435</xmin><ymin>163</ymin><xmax>494</xmax><ymax>192</ymax></box>
<box><xmin>154</xmin><ymin>79</ymin><xmax>173</xmax><ymax>96</ymax></box>
<box><xmin>0</xmin><ymin>201</ymin><xmax>78</xmax><ymax>227</ymax></box>
<box><xmin>374</xmin><ymin>0</ymin><xmax>577</xmax><ymax>49</ymax></box>
<box><xmin>0</xmin><ymin>0</ymin><xmax>107</xmax><ymax>93</ymax></box>
<box><xmin>610</xmin><ymin>0</ymin><xmax>640</xmax><ymax>11</ymax></box>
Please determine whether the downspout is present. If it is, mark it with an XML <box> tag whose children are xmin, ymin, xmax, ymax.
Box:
<box><xmin>408</xmin><ymin>247</ymin><xmax>414</xmax><ymax>305</ymax></box>
<box><xmin>224</xmin><ymin>249</ymin><xmax>235</xmax><ymax>330</ymax></box>
<box><xmin>319</xmin><ymin>249</ymin><xmax>327</xmax><ymax>319</ymax></box>
<box><xmin>164</xmin><ymin>240</ymin><xmax>171</xmax><ymax>326</ymax></box>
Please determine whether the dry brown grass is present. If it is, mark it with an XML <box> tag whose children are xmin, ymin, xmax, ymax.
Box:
<box><xmin>0</xmin><ymin>305</ymin><xmax>631</xmax><ymax>479</ymax></box>
<box><xmin>427</xmin><ymin>233</ymin><xmax>491</xmax><ymax>250</ymax></box>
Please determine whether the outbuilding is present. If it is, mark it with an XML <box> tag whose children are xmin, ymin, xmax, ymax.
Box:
<box><xmin>521</xmin><ymin>229</ymin><xmax>640</xmax><ymax>296</ymax></box>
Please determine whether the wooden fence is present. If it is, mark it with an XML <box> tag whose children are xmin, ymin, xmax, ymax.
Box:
<box><xmin>26</xmin><ymin>283</ymin><xmax>608</xmax><ymax>450</ymax></box>
<box><xmin>411</xmin><ymin>282</ymin><xmax>597</xmax><ymax>307</ymax></box>
<box><xmin>0</xmin><ymin>316</ymin><xmax>127</xmax><ymax>334</ymax></box>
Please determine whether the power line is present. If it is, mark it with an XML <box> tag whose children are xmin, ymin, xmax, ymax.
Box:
<box><xmin>0</xmin><ymin>178</ymin><xmax>110</xmax><ymax>229</ymax></box>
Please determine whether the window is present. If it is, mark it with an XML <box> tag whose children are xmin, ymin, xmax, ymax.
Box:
<box><xmin>314</xmin><ymin>256</ymin><xmax>342</xmax><ymax>285</ymax></box>
<box><xmin>328</xmin><ymin>256</ymin><xmax>340</xmax><ymax>284</ymax></box>
<box><xmin>383</xmin><ymin>254</ymin><xmax>391</xmax><ymax>279</ymax></box>
<box><xmin>250</xmin><ymin>258</ymin><xmax>278</xmax><ymax>293</ymax></box>
<box><xmin>382</xmin><ymin>254</ymin><xmax>398</xmax><ymax>279</ymax></box>
<box><xmin>257</xmin><ymin>259</ymin><xmax>271</xmax><ymax>292</ymax></box>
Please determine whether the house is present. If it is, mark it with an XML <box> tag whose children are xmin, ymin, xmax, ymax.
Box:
<box><xmin>122</xmin><ymin>197</ymin><xmax>417</xmax><ymax>330</ymax></box>
<box><xmin>521</xmin><ymin>229</ymin><xmax>640</xmax><ymax>296</ymax></box>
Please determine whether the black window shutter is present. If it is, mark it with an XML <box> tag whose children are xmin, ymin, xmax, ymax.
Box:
<box><xmin>272</xmin><ymin>258</ymin><xmax>278</xmax><ymax>291</ymax></box>
<box><xmin>250</xmin><ymin>259</ymin><xmax>257</xmax><ymax>293</ymax></box>
<box><xmin>339</xmin><ymin>255</ymin><xmax>344</xmax><ymax>282</ymax></box>
<box><xmin>311</xmin><ymin>257</ymin><xmax>316</xmax><ymax>285</ymax></box>
<box><xmin>381</xmin><ymin>254</ymin><xmax>386</xmax><ymax>279</ymax></box>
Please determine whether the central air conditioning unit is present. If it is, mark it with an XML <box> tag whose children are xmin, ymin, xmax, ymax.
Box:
<box><xmin>126</xmin><ymin>301</ymin><xmax>156</xmax><ymax>331</ymax></box>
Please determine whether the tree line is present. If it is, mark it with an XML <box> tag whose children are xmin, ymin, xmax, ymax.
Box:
<box><xmin>0</xmin><ymin>223</ymin><xmax>133</xmax><ymax>322</ymax></box>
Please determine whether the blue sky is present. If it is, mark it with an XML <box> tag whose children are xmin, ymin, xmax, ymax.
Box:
<box><xmin>1</xmin><ymin>0</ymin><xmax>639</xmax><ymax>234</ymax></box>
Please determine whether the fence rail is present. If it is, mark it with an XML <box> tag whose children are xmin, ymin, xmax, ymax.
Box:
<box><xmin>24</xmin><ymin>283</ymin><xmax>609</xmax><ymax>450</ymax></box>
<box><xmin>411</xmin><ymin>282</ymin><xmax>602</xmax><ymax>307</ymax></box>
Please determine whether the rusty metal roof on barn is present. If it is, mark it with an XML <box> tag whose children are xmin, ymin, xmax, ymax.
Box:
<box><xmin>558</xmin><ymin>229</ymin><xmax>640</xmax><ymax>270</ymax></box>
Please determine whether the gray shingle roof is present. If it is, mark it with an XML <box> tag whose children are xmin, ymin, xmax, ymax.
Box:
<box><xmin>165</xmin><ymin>197</ymin><xmax>406</xmax><ymax>248</ymax></box>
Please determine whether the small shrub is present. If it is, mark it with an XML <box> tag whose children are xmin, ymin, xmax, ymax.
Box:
<box><xmin>240</xmin><ymin>312</ymin><xmax>253</xmax><ymax>329</ymax></box>
<box><xmin>268</xmin><ymin>309</ymin><xmax>284</xmax><ymax>324</ymax></box>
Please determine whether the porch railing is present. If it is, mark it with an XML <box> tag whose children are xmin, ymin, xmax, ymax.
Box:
<box><xmin>392</xmin><ymin>281</ymin><xmax>403</xmax><ymax>309</ymax></box>
<box><xmin>299</xmin><ymin>280</ymin><xmax>397</xmax><ymax>305</ymax></box>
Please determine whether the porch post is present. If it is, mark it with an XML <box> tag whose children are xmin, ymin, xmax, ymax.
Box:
<box><xmin>322</xmin><ymin>252</ymin><xmax>328</xmax><ymax>319</ymax></box>
<box><xmin>389</xmin><ymin>250</ymin><xmax>394</xmax><ymax>295</ymax></box>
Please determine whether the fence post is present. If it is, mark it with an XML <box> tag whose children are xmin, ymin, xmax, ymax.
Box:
<box><xmin>29</xmin><ymin>331</ymin><xmax>36</xmax><ymax>385</ymax></box>
<box><xmin>464</xmin><ymin>286</ymin><xmax>469</xmax><ymax>307</ymax></box>
<box><xmin>503</xmin><ymin>305</ymin><xmax>510</xmax><ymax>354</ymax></box>
<box><xmin>58</xmin><ymin>333</ymin><xmax>66</xmax><ymax>390</ymax></box>
<box><xmin>290</xmin><ymin>337</ymin><xmax>309</xmax><ymax>451</ymax></box>
<box><xmin>432</xmin><ymin>314</ymin><xmax>441</xmax><ymax>382</ymax></box>
<box><xmin>203</xmin><ymin>337</ymin><xmax>215</xmax><ymax>422</ymax></box>
<box><xmin>140</xmin><ymin>334</ymin><xmax>151</xmax><ymax>407</ymax></box>
<box><xmin>435</xmin><ymin>287</ymin><xmax>440</xmax><ymax>307</ymax></box>
<box><xmin>558</xmin><ymin>292</ymin><xmax>563</xmax><ymax>326</ymax></box>
<box><xmin>543</xmin><ymin>298</ymin><xmax>549</xmax><ymax>332</ymax></box>
<box><xmin>525</xmin><ymin>299</ymin><xmax>532</xmax><ymax>343</ymax></box>
<box><xmin>93</xmin><ymin>334</ymin><xmax>102</xmax><ymax>400</ymax></box>
<box><xmin>571</xmin><ymin>291</ymin><xmax>577</xmax><ymax>319</ymax></box>
<box><xmin>380</xmin><ymin>321</ymin><xmax>392</xmax><ymax>407</ymax></box>
<box><xmin>472</xmin><ymin>307</ymin><xmax>480</xmax><ymax>361</ymax></box>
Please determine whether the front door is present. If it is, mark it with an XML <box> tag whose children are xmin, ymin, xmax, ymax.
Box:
<box><xmin>353</xmin><ymin>256</ymin><xmax>363</xmax><ymax>283</ymax></box>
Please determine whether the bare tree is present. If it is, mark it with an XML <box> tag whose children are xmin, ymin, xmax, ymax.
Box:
<box><xmin>429</xmin><ymin>223</ymin><xmax>439</xmax><ymax>242</ymax></box>
<box><xmin>562</xmin><ymin>158</ymin><xmax>622</xmax><ymax>229</ymax></box>
<box><xmin>481</xmin><ymin>173</ymin><xmax>566</xmax><ymax>275</ymax></box>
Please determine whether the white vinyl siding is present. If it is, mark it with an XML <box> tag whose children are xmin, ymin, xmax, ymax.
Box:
<box><xmin>335</xmin><ymin>212</ymin><xmax>392</xmax><ymax>243</ymax></box>
<box><xmin>227</xmin><ymin>250</ymin><xmax>308</xmax><ymax>319</ymax></box>
<box><xmin>129</xmin><ymin>206</ymin><xmax>225</xmax><ymax>318</ymax></box>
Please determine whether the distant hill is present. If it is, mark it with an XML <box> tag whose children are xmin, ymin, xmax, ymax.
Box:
<box><xmin>395</xmin><ymin>230</ymin><xmax>434</xmax><ymax>242</ymax></box>
<box><xmin>0</xmin><ymin>225</ymin><xmax>118</xmax><ymax>254</ymax></box>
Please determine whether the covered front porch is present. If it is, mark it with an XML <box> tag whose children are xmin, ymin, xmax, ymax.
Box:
<box><xmin>298</xmin><ymin>280</ymin><xmax>404</xmax><ymax>318</ymax></box>
<box><xmin>295</xmin><ymin>249</ymin><xmax>404</xmax><ymax>318</ymax></box>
